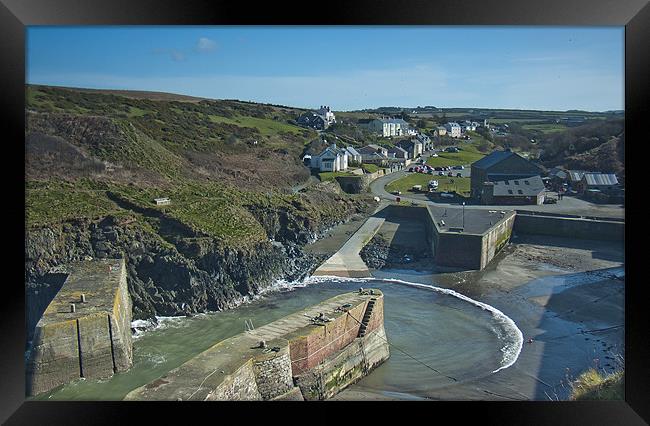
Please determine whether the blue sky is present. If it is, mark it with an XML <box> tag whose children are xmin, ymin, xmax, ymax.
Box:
<box><xmin>26</xmin><ymin>26</ymin><xmax>624</xmax><ymax>111</ymax></box>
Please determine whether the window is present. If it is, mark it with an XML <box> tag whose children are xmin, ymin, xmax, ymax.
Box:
<box><xmin>517</xmin><ymin>190</ymin><xmax>523</xmax><ymax>194</ymax></box>
<box><xmin>514</xmin><ymin>180</ymin><xmax>520</xmax><ymax>185</ymax></box>
<box><xmin>524</xmin><ymin>180</ymin><xmax>530</xmax><ymax>185</ymax></box>
<box><xmin>504</xmin><ymin>180</ymin><xmax>509</xmax><ymax>184</ymax></box>
<box><xmin>507</xmin><ymin>190</ymin><xmax>513</xmax><ymax>194</ymax></box>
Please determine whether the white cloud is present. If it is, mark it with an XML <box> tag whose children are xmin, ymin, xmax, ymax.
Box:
<box><xmin>196</xmin><ymin>37</ymin><xmax>217</xmax><ymax>52</ymax></box>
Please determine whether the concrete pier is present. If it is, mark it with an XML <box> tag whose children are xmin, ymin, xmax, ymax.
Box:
<box><xmin>124</xmin><ymin>290</ymin><xmax>389</xmax><ymax>401</ymax></box>
<box><xmin>313</xmin><ymin>217</ymin><xmax>385</xmax><ymax>277</ymax></box>
<box><xmin>26</xmin><ymin>259</ymin><xmax>133</xmax><ymax>396</ymax></box>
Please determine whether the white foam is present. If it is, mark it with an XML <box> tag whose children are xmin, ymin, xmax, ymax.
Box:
<box><xmin>302</xmin><ymin>274</ymin><xmax>524</xmax><ymax>373</ymax></box>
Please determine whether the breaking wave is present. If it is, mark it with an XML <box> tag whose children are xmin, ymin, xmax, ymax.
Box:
<box><xmin>298</xmin><ymin>274</ymin><xmax>524</xmax><ymax>373</ymax></box>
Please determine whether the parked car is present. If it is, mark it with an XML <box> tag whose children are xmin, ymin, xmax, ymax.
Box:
<box><xmin>392</xmin><ymin>190</ymin><xmax>401</xmax><ymax>195</ymax></box>
<box><xmin>430</xmin><ymin>153</ymin><xmax>438</xmax><ymax>157</ymax></box>
<box><xmin>438</xmin><ymin>172</ymin><xmax>444</xmax><ymax>176</ymax></box>
<box><xmin>408</xmin><ymin>167</ymin><xmax>414</xmax><ymax>172</ymax></box>
<box><xmin>447</xmin><ymin>172</ymin><xmax>454</xmax><ymax>177</ymax></box>
<box><xmin>440</xmin><ymin>192</ymin><xmax>454</xmax><ymax>198</ymax></box>
<box><xmin>434</xmin><ymin>167</ymin><xmax>443</xmax><ymax>171</ymax></box>
<box><xmin>452</xmin><ymin>165</ymin><xmax>464</xmax><ymax>170</ymax></box>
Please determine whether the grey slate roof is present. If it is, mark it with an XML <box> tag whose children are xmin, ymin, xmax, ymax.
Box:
<box><xmin>492</xmin><ymin>175</ymin><xmax>546</xmax><ymax>197</ymax></box>
<box><xmin>583</xmin><ymin>173</ymin><xmax>618</xmax><ymax>186</ymax></box>
<box><xmin>388</xmin><ymin>146</ymin><xmax>408</xmax><ymax>154</ymax></box>
<box><xmin>345</xmin><ymin>146</ymin><xmax>361</xmax><ymax>157</ymax></box>
<box><xmin>472</xmin><ymin>150</ymin><xmax>517</xmax><ymax>170</ymax></box>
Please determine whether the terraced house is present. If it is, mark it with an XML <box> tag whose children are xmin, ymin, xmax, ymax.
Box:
<box><xmin>366</xmin><ymin>118</ymin><xmax>413</xmax><ymax>137</ymax></box>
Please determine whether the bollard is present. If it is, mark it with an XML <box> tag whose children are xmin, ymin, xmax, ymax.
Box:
<box><xmin>80</xmin><ymin>294</ymin><xmax>86</xmax><ymax>303</ymax></box>
<box><xmin>70</xmin><ymin>303</ymin><xmax>76</xmax><ymax>313</ymax></box>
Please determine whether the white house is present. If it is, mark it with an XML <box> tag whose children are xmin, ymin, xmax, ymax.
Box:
<box><xmin>316</xmin><ymin>105</ymin><xmax>336</xmax><ymax>126</ymax></box>
<box><xmin>444</xmin><ymin>122</ymin><xmax>462</xmax><ymax>138</ymax></box>
<box><xmin>435</xmin><ymin>126</ymin><xmax>447</xmax><ymax>137</ymax></box>
<box><xmin>310</xmin><ymin>144</ymin><xmax>348</xmax><ymax>172</ymax></box>
<box><xmin>345</xmin><ymin>146</ymin><xmax>362</xmax><ymax>164</ymax></box>
<box><xmin>367</xmin><ymin>118</ymin><xmax>411</xmax><ymax>137</ymax></box>
<box><xmin>461</xmin><ymin>120</ymin><xmax>477</xmax><ymax>132</ymax></box>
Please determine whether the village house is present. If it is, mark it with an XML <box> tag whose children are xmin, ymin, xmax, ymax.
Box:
<box><xmin>344</xmin><ymin>146</ymin><xmax>362</xmax><ymax>164</ymax></box>
<box><xmin>310</xmin><ymin>144</ymin><xmax>348</xmax><ymax>172</ymax></box>
<box><xmin>434</xmin><ymin>126</ymin><xmax>447</xmax><ymax>137</ymax></box>
<box><xmin>297</xmin><ymin>105</ymin><xmax>336</xmax><ymax>130</ymax></box>
<box><xmin>480</xmin><ymin>175</ymin><xmax>547</xmax><ymax>205</ymax></box>
<box><xmin>316</xmin><ymin>105</ymin><xmax>336</xmax><ymax>126</ymax></box>
<box><xmin>357</xmin><ymin>145</ymin><xmax>389</xmax><ymax>165</ymax></box>
<box><xmin>416</xmin><ymin>133</ymin><xmax>431</xmax><ymax>150</ymax></box>
<box><xmin>366</xmin><ymin>118</ymin><xmax>412</xmax><ymax>137</ymax></box>
<box><xmin>444</xmin><ymin>122</ymin><xmax>462</xmax><ymax>138</ymax></box>
<box><xmin>461</xmin><ymin>120</ymin><xmax>477</xmax><ymax>132</ymax></box>
<box><xmin>470</xmin><ymin>149</ymin><xmax>544</xmax><ymax>201</ymax></box>
<box><xmin>396</xmin><ymin>139</ymin><xmax>423</xmax><ymax>159</ymax></box>
<box><xmin>387</xmin><ymin>145</ymin><xmax>409</xmax><ymax>160</ymax></box>
<box><xmin>297</xmin><ymin>112</ymin><xmax>328</xmax><ymax>130</ymax></box>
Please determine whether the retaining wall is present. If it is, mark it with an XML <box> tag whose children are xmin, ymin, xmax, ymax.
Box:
<box><xmin>513</xmin><ymin>213</ymin><xmax>624</xmax><ymax>241</ymax></box>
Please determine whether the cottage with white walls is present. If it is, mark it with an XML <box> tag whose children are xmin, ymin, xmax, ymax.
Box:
<box><xmin>310</xmin><ymin>144</ymin><xmax>349</xmax><ymax>172</ymax></box>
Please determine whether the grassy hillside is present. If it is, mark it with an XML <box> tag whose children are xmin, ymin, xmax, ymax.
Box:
<box><xmin>25</xmin><ymin>85</ymin><xmax>368</xmax><ymax>247</ymax></box>
<box><xmin>570</xmin><ymin>369</ymin><xmax>624</xmax><ymax>401</ymax></box>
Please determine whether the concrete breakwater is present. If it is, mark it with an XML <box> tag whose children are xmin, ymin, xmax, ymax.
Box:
<box><xmin>26</xmin><ymin>259</ymin><xmax>133</xmax><ymax>396</ymax></box>
<box><xmin>124</xmin><ymin>290</ymin><xmax>389</xmax><ymax>400</ymax></box>
<box><xmin>312</xmin><ymin>217</ymin><xmax>385</xmax><ymax>278</ymax></box>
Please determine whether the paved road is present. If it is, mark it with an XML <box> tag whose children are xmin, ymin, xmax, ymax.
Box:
<box><xmin>370</xmin><ymin>169</ymin><xmax>625</xmax><ymax>219</ymax></box>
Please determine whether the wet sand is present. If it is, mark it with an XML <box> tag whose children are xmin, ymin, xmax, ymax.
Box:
<box><xmin>331</xmin><ymin>233</ymin><xmax>625</xmax><ymax>401</ymax></box>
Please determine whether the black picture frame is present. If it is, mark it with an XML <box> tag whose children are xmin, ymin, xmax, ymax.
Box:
<box><xmin>2</xmin><ymin>0</ymin><xmax>648</xmax><ymax>424</ymax></box>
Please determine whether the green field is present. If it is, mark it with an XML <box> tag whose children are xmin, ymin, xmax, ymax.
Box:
<box><xmin>386</xmin><ymin>173</ymin><xmax>470</xmax><ymax>196</ymax></box>
<box><xmin>426</xmin><ymin>141</ymin><xmax>486</xmax><ymax>167</ymax></box>
<box><xmin>521</xmin><ymin>123</ymin><xmax>569</xmax><ymax>133</ymax></box>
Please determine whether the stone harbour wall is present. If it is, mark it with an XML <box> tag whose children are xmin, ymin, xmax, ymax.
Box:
<box><xmin>125</xmin><ymin>291</ymin><xmax>388</xmax><ymax>401</ymax></box>
<box><xmin>206</xmin><ymin>360</ymin><xmax>262</xmax><ymax>401</ymax></box>
<box><xmin>252</xmin><ymin>345</ymin><xmax>294</xmax><ymax>400</ymax></box>
<box><xmin>26</xmin><ymin>259</ymin><xmax>133</xmax><ymax>396</ymax></box>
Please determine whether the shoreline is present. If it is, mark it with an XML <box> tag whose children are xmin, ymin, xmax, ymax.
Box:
<box><xmin>331</xmin><ymin>233</ymin><xmax>624</xmax><ymax>401</ymax></box>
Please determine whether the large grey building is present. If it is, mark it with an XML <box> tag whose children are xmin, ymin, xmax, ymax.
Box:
<box><xmin>470</xmin><ymin>149</ymin><xmax>544</xmax><ymax>202</ymax></box>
